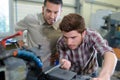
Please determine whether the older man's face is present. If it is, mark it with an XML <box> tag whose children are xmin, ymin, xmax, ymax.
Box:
<box><xmin>42</xmin><ymin>1</ymin><xmax>62</xmax><ymax>25</ymax></box>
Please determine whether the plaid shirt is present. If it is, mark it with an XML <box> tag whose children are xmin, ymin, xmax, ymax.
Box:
<box><xmin>56</xmin><ymin>29</ymin><xmax>113</xmax><ymax>75</ymax></box>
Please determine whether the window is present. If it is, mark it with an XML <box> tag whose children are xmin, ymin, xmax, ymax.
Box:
<box><xmin>0</xmin><ymin>0</ymin><xmax>14</xmax><ymax>38</ymax></box>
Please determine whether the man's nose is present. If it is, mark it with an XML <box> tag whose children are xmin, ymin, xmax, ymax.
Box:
<box><xmin>50</xmin><ymin>13</ymin><xmax>55</xmax><ymax>19</ymax></box>
<box><xmin>67</xmin><ymin>39</ymin><xmax>72</xmax><ymax>45</ymax></box>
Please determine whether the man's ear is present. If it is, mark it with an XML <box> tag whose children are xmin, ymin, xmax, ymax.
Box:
<box><xmin>82</xmin><ymin>30</ymin><xmax>86</xmax><ymax>38</ymax></box>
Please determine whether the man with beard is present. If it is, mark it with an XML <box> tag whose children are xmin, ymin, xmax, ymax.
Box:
<box><xmin>57</xmin><ymin>13</ymin><xmax>117</xmax><ymax>80</ymax></box>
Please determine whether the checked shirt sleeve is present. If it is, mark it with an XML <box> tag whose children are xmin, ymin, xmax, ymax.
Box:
<box><xmin>90</xmin><ymin>31</ymin><xmax>113</xmax><ymax>56</ymax></box>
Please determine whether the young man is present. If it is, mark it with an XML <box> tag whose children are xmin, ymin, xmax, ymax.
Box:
<box><xmin>57</xmin><ymin>13</ymin><xmax>117</xmax><ymax>80</ymax></box>
<box><xmin>15</xmin><ymin>0</ymin><xmax>63</xmax><ymax>65</ymax></box>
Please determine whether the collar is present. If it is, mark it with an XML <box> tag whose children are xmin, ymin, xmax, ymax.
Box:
<box><xmin>52</xmin><ymin>19</ymin><xmax>61</xmax><ymax>30</ymax></box>
<box><xmin>39</xmin><ymin>13</ymin><xmax>61</xmax><ymax>30</ymax></box>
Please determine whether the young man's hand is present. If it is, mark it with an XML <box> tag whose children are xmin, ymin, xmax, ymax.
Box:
<box><xmin>92</xmin><ymin>73</ymin><xmax>110</xmax><ymax>80</ymax></box>
<box><xmin>60</xmin><ymin>59</ymin><xmax>71</xmax><ymax>70</ymax></box>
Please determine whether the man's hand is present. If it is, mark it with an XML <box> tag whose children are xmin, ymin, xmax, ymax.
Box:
<box><xmin>60</xmin><ymin>59</ymin><xmax>71</xmax><ymax>70</ymax></box>
<box><xmin>92</xmin><ymin>74</ymin><xmax>110</xmax><ymax>80</ymax></box>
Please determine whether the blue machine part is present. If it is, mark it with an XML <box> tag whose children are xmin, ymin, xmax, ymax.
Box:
<box><xmin>17</xmin><ymin>49</ymin><xmax>43</xmax><ymax>68</ymax></box>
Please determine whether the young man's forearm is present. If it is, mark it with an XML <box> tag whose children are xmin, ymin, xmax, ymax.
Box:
<box><xmin>99</xmin><ymin>52</ymin><xmax>117</xmax><ymax>78</ymax></box>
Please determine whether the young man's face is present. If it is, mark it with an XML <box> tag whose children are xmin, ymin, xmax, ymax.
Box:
<box><xmin>63</xmin><ymin>30</ymin><xmax>85</xmax><ymax>50</ymax></box>
<box><xmin>42</xmin><ymin>1</ymin><xmax>62</xmax><ymax>25</ymax></box>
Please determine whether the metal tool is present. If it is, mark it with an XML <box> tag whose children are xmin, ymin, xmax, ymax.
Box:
<box><xmin>44</xmin><ymin>64</ymin><xmax>62</xmax><ymax>74</ymax></box>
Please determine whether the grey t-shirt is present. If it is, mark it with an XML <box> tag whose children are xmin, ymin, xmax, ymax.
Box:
<box><xmin>15</xmin><ymin>13</ymin><xmax>62</xmax><ymax>54</ymax></box>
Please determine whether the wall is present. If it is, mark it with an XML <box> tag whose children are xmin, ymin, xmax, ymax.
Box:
<box><xmin>13</xmin><ymin>0</ymin><xmax>76</xmax><ymax>23</ymax></box>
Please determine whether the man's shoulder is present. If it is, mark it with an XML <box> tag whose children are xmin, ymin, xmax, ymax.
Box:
<box><xmin>84</xmin><ymin>29</ymin><xmax>102</xmax><ymax>42</ymax></box>
<box><xmin>86</xmin><ymin>29</ymin><xmax>100</xmax><ymax>36</ymax></box>
<box><xmin>22</xmin><ymin>13</ymin><xmax>42</xmax><ymax>24</ymax></box>
<box><xmin>24</xmin><ymin>13</ymin><xmax>41</xmax><ymax>20</ymax></box>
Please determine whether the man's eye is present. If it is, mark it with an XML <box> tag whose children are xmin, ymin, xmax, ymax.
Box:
<box><xmin>54</xmin><ymin>12</ymin><xmax>58</xmax><ymax>14</ymax></box>
<box><xmin>71</xmin><ymin>37</ymin><xmax>76</xmax><ymax>39</ymax></box>
<box><xmin>47</xmin><ymin>10</ymin><xmax>50</xmax><ymax>13</ymax></box>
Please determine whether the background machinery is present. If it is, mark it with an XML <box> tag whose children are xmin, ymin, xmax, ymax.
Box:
<box><xmin>101</xmin><ymin>12</ymin><xmax>120</xmax><ymax>71</ymax></box>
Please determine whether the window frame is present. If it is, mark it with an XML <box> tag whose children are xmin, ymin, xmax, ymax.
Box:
<box><xmin>0</xmin><ymin>0</ymin><xmax>14</xmax><ymax>38</ymax></box>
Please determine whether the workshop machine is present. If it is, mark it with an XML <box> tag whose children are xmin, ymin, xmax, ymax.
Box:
<box><xmin>101</xmin><ymin>12</ymin><xmax>120</xmax><ymax>48</ymax></box>
<box><xmin>101</xmin><ymin>12</ymin><xmax>120</xmax><ymax>71</ymax></box>
<box><xmin>0</xmin><ymin>31</ymin><xmax>92</xmax><ymax>80</ymax></box>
